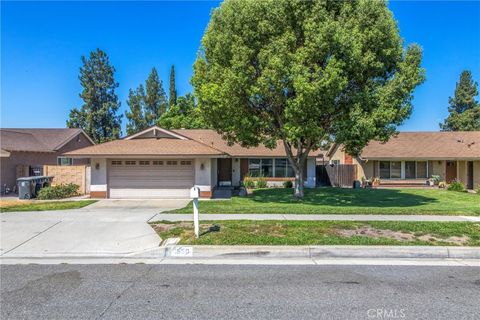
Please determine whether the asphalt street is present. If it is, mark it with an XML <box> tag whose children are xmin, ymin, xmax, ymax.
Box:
<box><xmin>1</xmin><ymin>264</ymin><xmax>479</xmax><ymax>320</ymax></box>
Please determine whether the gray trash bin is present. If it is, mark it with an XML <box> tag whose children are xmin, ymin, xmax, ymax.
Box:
<box><xmin>17</xmin><ymin>176</ymin><xmax>54</xmax><ymax>199</ymax></box>
<box><xmin>17</xmin><ymin>177</ymin><xmax>37</xmax><ymax>199</ymax></box>
<box><xmin>352</xmin><ymin>180</ymin><xmax>361</xmax><ymax>189</ymax></box>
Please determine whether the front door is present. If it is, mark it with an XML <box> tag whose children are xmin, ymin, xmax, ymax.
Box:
<box><xmin>217</xmin><ymin>158</ymin><xmax>232</xmax><ymax>186</ymax></box>
<box><xmin>467</xmin><ymin>161</ymin><xmax>474</xmax><ymax>189</ymax></box>
<box><xmin>446</xmin><ymin>161</ymin><xmax>457</xmax><ymax>183</ymax></box>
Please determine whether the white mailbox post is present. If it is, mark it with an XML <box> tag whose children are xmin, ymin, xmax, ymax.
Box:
<box><xmin>190</xmin><ymin>186</ymin><xmax>200</xmax><ymax>238</ymax></box>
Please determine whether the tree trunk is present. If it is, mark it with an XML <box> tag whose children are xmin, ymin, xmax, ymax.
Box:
<box><xmin>282</xmin><ymin>140</ymin><xmax>310</xmax><ymax>200</ymax></box>
<box><xmin>294</xmin><ymin>164</ymin><xmax>304</xmax><ymax>199</ymax></box>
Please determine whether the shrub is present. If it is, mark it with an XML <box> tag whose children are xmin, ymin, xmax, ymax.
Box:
<box><xmin>430</xmin><ymin>175</ymin><xmax>441</xmax><ymax>185</ymax></box>
<box><xmin>283</xmin><ymin>180</ymin><xmax>293</xmax><ymax>188</ymax></box>
<box><xmin>242</xmin><ymin>177</ymin><xmax>255</xmax><ymax>189</ymax></box>
<box><xmin>37</xmin><ymin>183</ymin><xmax>80</xmax><ymax>200</ymax></box>
<box><xmin>256</xmin><ymin>177</ymin><xmax>268</xmax><ymax>188</ymax></box>
<box><xmin>476</xmin><ymin>186</ymin><xmax>480</xmax><ymax>195</ymax></box>
<box><xmin>447</xmin><ymin>180</ymin><xmax>465</xmax><ymax>192</ymax></box>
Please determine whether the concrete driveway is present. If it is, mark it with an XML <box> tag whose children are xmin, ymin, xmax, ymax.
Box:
<box><xmin>0</xmin><ymin>199</ymin><xmax>189</xmax><ymax>258</ymax></box>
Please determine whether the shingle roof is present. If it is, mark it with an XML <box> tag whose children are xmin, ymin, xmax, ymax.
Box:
<box><xmin>0</xmin><ymin>128</ymin><xmax>88</xmax><ymax>152</ymax></box>
<box><xmin>360</xmin><ymin>131</ymin><xmax>480</xmax><ymax>160</ymax></box>
<box><xmin>174</xmin><ymin>129</ymin><xmax>324</xmax><ymax>157</ymax></box>
<box><xmin>66</xmin><ymin>126</ymin><xmax>326</xmax><ymax>158</ymax></box>
<box><xmin>64</xmin><ymin>138</ymin><xmax>226</xmax><ymax>157</ymax></box>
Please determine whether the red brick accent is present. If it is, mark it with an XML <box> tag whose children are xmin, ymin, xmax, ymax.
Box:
<box><xmin>90</xmin><ymin>191</ymin><xmax>107</xmax><ymax>198</ymax></box>
<box><xmin>344</xmin><ymin>153</ymin><xmax>353</xmax><ymax>164</ymax></box>
<box><xmin>200</xmin><ymin>191</ymin><xmax>212</xmax><ymax>198</ymax></box>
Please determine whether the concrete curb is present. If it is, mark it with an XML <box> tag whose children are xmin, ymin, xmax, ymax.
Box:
<box><xmin>159</xmin><ymin>245</ymin><xmax>480</xmax><ymax>260</ymax></box>
<box><xmin>1</xmin><ymin>246</ymin><xmax>479</xmax><ymax>262</ymax></box>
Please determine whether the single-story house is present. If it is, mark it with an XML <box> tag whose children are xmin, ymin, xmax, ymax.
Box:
<box><xmin>327</xmin><ymin>131</ymin><xmax>480</xmax><ymax>189</ymax></box>
<box><xmin>65</xmin><ymin>126</ymin><xmax>319</xmax><ymax>199</ymax></box>
<box><xmin>0</xmin><ymin>128</ymin><xmax>94</xmax><ymax>192</ymax></box>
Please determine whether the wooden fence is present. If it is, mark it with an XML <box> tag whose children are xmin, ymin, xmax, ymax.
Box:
<box><xmin>318</xmin><ymin>164</ymin><xmax>357</xmax><ymax>188</ymax></box>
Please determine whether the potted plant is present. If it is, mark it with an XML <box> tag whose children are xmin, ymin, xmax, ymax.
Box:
<box><xmin>429</xmin><ymin>175</ymin><xmax>440</xmax><ymax>186</ymax></box>
<box><xmin>371</xmin><ymin>177</ymin><xmax>380</xmax><ymax>188</ymax></box>
<box><xmin>242</xmin><ymin>176</ymin><xmax>256</xmax><ymax>194</ymax></box>
<box><xmin>360</xmin><ymin>176</ymin><xmax>367</xmax><ymax>188</ymax></box>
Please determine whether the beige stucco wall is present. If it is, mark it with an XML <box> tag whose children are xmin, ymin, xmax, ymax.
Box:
<box><xmin>194</xmin><ymin>158</ymin><xmax>212</xmax><ymax>192</ymax></box>
<box><xmin>329</xmin><ymin>145</ymin><xmax>345</xmax><ymax>164</ymax></box>
<box><xmin>357</xmin><ymin>160</ymin><xmax>374</xmax><ymax>179</ymax></box>
<box><xmin>429</xmin><ymin>160</ymin><xmax>446</xmax><ymax>181</ymax></box>
<box><xmin>457</xmin><ymin>160</ymin><xmax>480</xmax><ymax>189</ymax></box>
<box><xmin>457</xmin><ymin>161</ymin><xmax>467</xmax><ymax>185</ymax></box>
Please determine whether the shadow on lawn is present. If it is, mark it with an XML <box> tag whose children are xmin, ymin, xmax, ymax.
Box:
<box><xmin>248</xmin><ymin>188</ymin><xmax>438</xmax><ymax>208</ymax></box>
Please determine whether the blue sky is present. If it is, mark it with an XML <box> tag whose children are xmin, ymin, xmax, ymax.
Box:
<box><xmin>1</xmin><ymin>1</ymin><xmax>479</xmax><ymax>133</ymax></box>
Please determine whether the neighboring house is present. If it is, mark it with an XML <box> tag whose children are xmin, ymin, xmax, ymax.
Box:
<box><xmin>0</xmin><ymin>128</ymin><xmax>94</xmax><ymax>192</ymax></box>
<box><xmin>327</xmin><ymin>131</ymin><xmax>480</xmax><ymax>189</ymax></box>
<box><xmin>65</xmin><ymin>126</ymin><xmax>319</xmax><ymax>199</ymax></box>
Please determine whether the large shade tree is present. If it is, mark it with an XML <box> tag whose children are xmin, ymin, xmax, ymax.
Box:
<box><xmin>193</xmin><ymin>0</ymin><xmax>425</xmax><ymax>198</ymax></box>
<box><xmin>67</xmin><ymin>49</ymin><xmax>122</xmax><ymax>143</ymax></box>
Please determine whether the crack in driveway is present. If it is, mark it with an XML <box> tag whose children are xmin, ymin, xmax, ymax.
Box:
<box><xmin>1</xmin><ymin>220</ymin><xmax>62</xmax><ymax>256</ymax></box>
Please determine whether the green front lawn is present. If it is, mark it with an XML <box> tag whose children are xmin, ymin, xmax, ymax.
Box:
<box><xmin>150</xmin><ymin>220</ymin><xmax>480</xmax><ymax>246</ymax></box>
<box><xmin>169</xmin><ymin>188</ymin><xmax>480</xmax><ymax>215</ymax></box>
<box><xmin>0</xmin><ymin>200</ymin><xmax>97</xmax><ymax>213</ymax></box>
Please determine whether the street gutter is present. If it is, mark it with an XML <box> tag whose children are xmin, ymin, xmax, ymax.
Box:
<box><xmin>1</xmin><ymin>244</ymin><xmax>479</xmax><ymax>265</ymax></box>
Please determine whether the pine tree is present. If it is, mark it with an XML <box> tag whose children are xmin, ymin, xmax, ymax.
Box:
<box><xmin>158</xmin><ymin>93</ymin><xmax>208</xmax><ymax>129</ymax></box>
<box><xmin>440</xmin><ymin>70</ymin><xmax>480</xmax><ymax>131</ymax></box>
<box><xmin>125</xmin><ymin>85</ymin><xmax>147</xmax><ymax>135</ymax></box>
<box><xmin>169</xmin><ymin>65</ymin><xmax>177</xmax><ymax>107</ymax></box>
<box><xmin>144</xmin><ymin>67</ymin><xmax>168</xmax><ymax>126</ymax></box>
<box><xmin>67</xmin><ymin>49</ymin><xmax>122</xmax><ymax>143</ymax></box>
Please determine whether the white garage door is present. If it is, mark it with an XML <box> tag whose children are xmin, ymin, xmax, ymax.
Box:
<box><xmin>108</xmin><ymin>159</ymin><xmax>194</xmax><ymax>199</ymax></box>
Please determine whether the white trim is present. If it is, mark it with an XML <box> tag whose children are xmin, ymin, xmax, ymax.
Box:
<box><xmin>124</xmin><ymin>126</ymin><xmax>188</xmax><ymax>140</ymax></box>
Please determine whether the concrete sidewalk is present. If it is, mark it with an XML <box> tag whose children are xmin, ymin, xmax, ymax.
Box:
<box><xmin>151</xmin><ymin>213</ymin><xmax>480</xmax><ymax>222</ymax></box>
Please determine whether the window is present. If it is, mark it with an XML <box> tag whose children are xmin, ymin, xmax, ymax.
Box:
<box><xmin>166</xmin><ymin>160</ymin><xmax>178</xmax><ymax>165</ymax></box>
<box><xmin>274</xmin><ymin>158</ymin><xmax>287</xmax><ymax>177</ymax></box>
<box><xmin>379</xmin><ymin>161</ymin><xmax>390</xmax><ymax>179</ymax></box>
<box><xmin>125</xmin><ymin>160</ymin><xmax>136</xmax><ymax>165</ymax></box>
<box><xmin>390</xmin><ymin>161</ymin><xmax>401</xmax><ymax>178</ymax></box>
<box><xmin>249</xmin><ymin>158</ymin><xmax>293</xmax><ymax>178</ymax></box>
<box><xmin>180</xmin><ymin>160</ymin><xmax>192</xmax><ymax>165</ymax></box>
<box><xmin>111</xmin><ymin>160</ymin><xmax>122</xmax><ymax>165</ymax></box>
<box><xmin>405</xmin><ymin>161</ymin><xmax>416</xmax><ymax>179</ymax></box>
<box><xmin>261</xmin><ymin>159</ymin><xmax>273</xmax><ymax>177</ymax></box>
<box><xmin>274</xmin><ymin>158</ymin><xmax>295</xmax><ymax>178</ymax></box>
<box><xmin>152</xmin><ymin>160</ymin><xmax>163</xmax><ymax>165</ymax></box>
<box><xmin>139</xmin><ymin>161</ymin><xmax>150</xmax><ymax>165</ymax></box>
<box><xmin>331</xmin><ymin>160</ymin><xmax>340</xmax><ymax>165</ymax></box>
<box><xmin>248</xmin><ymin>159</ymin><xmax>261</xmax><ymax>177</ymax></box>
<box><xmin>416</xmin><ymin>161</ymin><xmax>428</xmax><ymax>178</ymax></box>
<box><xmin>57</xmin><ymin>157</ymin><xmax>73</xmax><ymax>166</ymax></box>
<box><xmin>379</xmin><ymin>160</ymin><xmax>429</xmax><ymax>180</ymax></box>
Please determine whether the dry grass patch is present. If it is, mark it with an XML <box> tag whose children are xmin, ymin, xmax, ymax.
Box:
<box><xmin>150</xmin><ymin>220</ymin><xmax>480</xmax><ymax>246</ymax></box>
<box><xmin>336</xmin><ymin>226</ymin><xmax>470</xmax><ymax>245</ymax></box>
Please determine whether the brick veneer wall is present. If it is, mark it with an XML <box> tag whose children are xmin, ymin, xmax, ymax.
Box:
<box><xmin>43</xmin><ymin>165</ymin><xmax>87</xmax><ymax>194</ymax></box>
